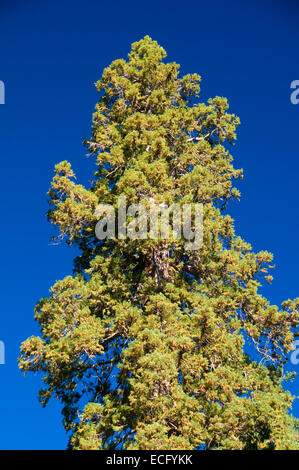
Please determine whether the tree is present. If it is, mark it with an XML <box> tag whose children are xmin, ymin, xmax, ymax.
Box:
<box><xmin>19</xmin><ymin>36</ymin><xmax>299</xmax><ymax>450</ymax></box>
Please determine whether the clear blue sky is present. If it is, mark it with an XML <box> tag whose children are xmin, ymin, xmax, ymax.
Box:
<box><xmin>0</xmin><ymin>0</ymin><xmax>298</xmax><ymax>450</ymax></box>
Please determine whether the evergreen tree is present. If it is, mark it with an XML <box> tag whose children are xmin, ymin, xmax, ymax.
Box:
<box><xmin>19</xmin><ymin>36</ymin><xmax>298</xmax><ymax>450</ymax></box>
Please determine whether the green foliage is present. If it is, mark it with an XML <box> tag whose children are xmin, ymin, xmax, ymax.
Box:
<box><xmin>19</xmin><ymin>36</ymin><xmax>299</xmax><ymax>450</ymax></box>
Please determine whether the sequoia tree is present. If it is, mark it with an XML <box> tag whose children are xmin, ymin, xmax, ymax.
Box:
<box><xmin>19</xmin><ymin>37</ymin><xmax>298</xmax><ymax>450</ymax></box>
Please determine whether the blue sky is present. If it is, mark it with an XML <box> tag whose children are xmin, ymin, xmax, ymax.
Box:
<box><xmin>0</xmin><ymin>0</ymin><xmax>298</xmax><ymax>450</ymax></box>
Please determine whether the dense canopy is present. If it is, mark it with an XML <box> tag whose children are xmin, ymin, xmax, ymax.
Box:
<box><xmin>19</xmin><ymin>37</ymin><xmax>298</xmax><ymax>450</ymax></box>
